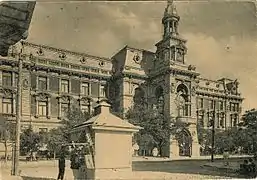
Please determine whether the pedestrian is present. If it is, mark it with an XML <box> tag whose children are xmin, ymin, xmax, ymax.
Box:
<box><xmin>57</xmin><ymin>153</ymin><xmax>66</xmax><ymax>180</ymax></box>
<box><xmin>70</xmin><ymin>149</ymin><xmax>80</xmax><ymax>180</ymax></box>
<box><xmin>249</xmin><ymin>158</ymin><xmax>256</xmax><ymax>178</ymax></box>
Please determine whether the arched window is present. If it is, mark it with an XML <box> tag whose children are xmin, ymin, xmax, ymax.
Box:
<box><xmin>175</xmin><ymin>84</ymin><xmax>190</xmax><ymax>117</ymax></box>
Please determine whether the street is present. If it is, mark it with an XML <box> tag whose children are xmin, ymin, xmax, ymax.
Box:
<box><xmin>1</xmin><ymin>158</ymin><xmax>240</xmax><ymax>180</ymax></box>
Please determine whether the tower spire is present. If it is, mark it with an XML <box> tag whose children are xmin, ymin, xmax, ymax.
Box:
<box><xmin>162</xmin><ymin>0</ymin><xmax>180</xmax><ymax>38</ymax></box>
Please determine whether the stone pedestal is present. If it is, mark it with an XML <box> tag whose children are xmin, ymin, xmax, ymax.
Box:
<box><xmin>72</xmin><ymin>99</ymin><xmax>141</xmax><ymax>180</ymax></box>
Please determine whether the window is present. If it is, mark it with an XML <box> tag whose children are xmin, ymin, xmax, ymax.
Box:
<box><xmin>100</xmin><ymin>84</ymin><xmax>105</xmax><ymax>97</ymax></box>
<box><xmin>219</xmin><ymin>114</ymin><xmax>225</xmax><ymax>128</ymax></box>
<box><xmin>2</xmin><ymin>98</ymin><xmax>13</xmax><ymax>114</ymax></box>
<box><xmin>209</xmin><ymin>100</ymin><xmax>214</xmax><ymax>109</ymax></box>
<box><xmin>38</xmin><ymin>101</ymin><xmax>47</xmax><ymax>116</ymax></box>
<box><xmin>60</xmin><ymin>103</ymin><xmax>69</xmax><ymax>117</ymax></box>
<box><xmin>81</xmin><ymin>104</ymin><xmax>89</xmax><ymax>114</ymax></box>
<box><xmin>2</xmin><ymin>71</ymin><xmax>12</xmax><ymax>86</ymax></box>
<box><xmin>81</xmin><ymin>82</ymin><xmax>89</xmax><ymax>95</ymax></box>
<box><xmin>39</xmin><ymin>128</ymin><xmax>48</xmax><ymax>133</ymax></box>
<box><xmin>197</xmin><ymin>98</ymin><xmax>204</xmax><ymax>109</ymax></box>
<box><xmin>61</xmin><ymin>79</ymin><xmax>69</xmax><ymax>93</ymax></box>
<box><xmin>219</xmin><ymin>101</ymin><xmax>224</xmax><ymax>111</ymax></box>
<box><xmin>233</xmin><ymin>114</ymin><xmax>238</xmax><ymax>127</ymax></box>
<box><xmin>38</xmin><ymin>76</ymin><xmax>47</xmax><ymax>90</ymax></box>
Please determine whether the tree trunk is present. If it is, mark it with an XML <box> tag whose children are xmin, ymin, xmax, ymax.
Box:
<box><xmin>54</xmin><ymin>151</ymin><xmax>56</xmax><ymax>160</ymax></box>
<box><xmin>4</xmin><ymin>140</ymin><xmax>8</xmax><ymax>163</ymax></box>
<box><xmin>158</xmin><ymin>144</ymin><xmax>162</xmax><ymax>157</ymax></box>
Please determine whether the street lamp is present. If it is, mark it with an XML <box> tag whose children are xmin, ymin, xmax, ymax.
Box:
<box><xmin>211</xmin><ymin>102</ymin><xmax>216</xmax><ymax>162</ymax></box>
<box><xmin>12</xmin><ymin>42</ymin><xmax>23</xmax><ymax>176</ymax></box>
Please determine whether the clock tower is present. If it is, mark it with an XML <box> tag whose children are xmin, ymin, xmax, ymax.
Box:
<box><xmin>149</xmin><ymin>0</ymin><xmax>201</xmax><ymax>158</ymax></box>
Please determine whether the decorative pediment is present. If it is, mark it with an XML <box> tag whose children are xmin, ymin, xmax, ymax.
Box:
<box><xmin>79</xmin><ymin>96</ymin><xmax>92</xmax><ymax>104</ymax></box>
<box><xmin>0</xmin><ymin>88</ymin><xmax>15</xmax><ymax>97</ymax></box>
<box><xmin>35</xmin><ymin>92</ymin><xmax>51</xmax><ymax>101</ymax></box>
<box><xmin>58</xmin><ymin>95</ymin><xmax>72</xmax><ymax>103</ymax></box>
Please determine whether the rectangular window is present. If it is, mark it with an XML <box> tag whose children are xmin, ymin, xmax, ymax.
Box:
<box><xmin>61</xmin><ymin>79</ymin><xmax>69</xmax><ymax>93</ymax></box>
<box><xmin>38</xmin><ymin>76</ymin><xmax>47</xmax><ymax>91</ymax></box>
<box><xmin>38</xmin><ymin>101</ymin><xmax>47</xmax><ymax>116</ymax></box>
<box><xmin>91</xmin><ymin>82</ymin><xmax>99</xmax><ymax>97</ymax></box>
<box><xmin>100</xmin><ymin>84</ymin><xmax>105</xmax><ymax>97</ymax></box>
<box><xmin>60</xmin><ymin>103</ymin><xmax>69</xmax><ymax>117</ymax></box>
<box><xmin>2</xmin><ymin>71</ymin><xmax>12</xmax><ymax>87</ymax></box>
<box><xmin>81</xmin><ymin>82</ymin><xmax>89</xmax><ymax>96</ymax></box>
<box><xmin>2</xmin><ymin>98</ymin><xmax>13</xmax><ymax>114</ymax></box>
<box><xmin>220</xmin><ymin>114</ymin><xmax>225</xmax><ymax>128</ymax></box>
<box><xmin>197</xmin><ymin>98</ymin><xmax>204</xmax><ymax>109</ymax></box>
<box><xmin>209</xmin><ymin>100</ymin><xmax>214</xmax><ymax>109</ymax></box>
<box><xmin>219</xmin><ymin>101</ymin><xmax>224</xmax><ymax>111</ymax></box>
<box><xmin>81</xmin><ymin>104</ymin><xmax>89</xmax><ymax>114</ymax></box>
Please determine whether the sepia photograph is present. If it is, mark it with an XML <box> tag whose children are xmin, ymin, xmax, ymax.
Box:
<box><xmin>0</xmin><ymin>0</ymin><xmax>257</xmax><ymax>179</ymax></box>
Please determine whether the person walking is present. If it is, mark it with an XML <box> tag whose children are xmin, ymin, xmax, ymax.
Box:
<box><xmin>70</xmin><ymin>150</ymin><xmax>80</xmax><ymax>180</ymax></box>
<box><xmin>57</xmin><ymin>153</ymin><xmax>66</xmax><ymax>180</ymax></box>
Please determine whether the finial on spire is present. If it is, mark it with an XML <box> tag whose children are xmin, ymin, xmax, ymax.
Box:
<box><xmin>164</xmin><ymin>0</ymin><xmax>178</xmax><ymax>16</ymax></box>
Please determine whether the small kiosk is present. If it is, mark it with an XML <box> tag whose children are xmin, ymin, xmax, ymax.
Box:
<box><xmin>71</xmin><ymin>99</ymin><xmax>141</xmax><ymax>180</ymax></box>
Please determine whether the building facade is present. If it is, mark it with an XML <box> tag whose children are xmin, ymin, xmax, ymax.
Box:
<box><xmin>0</xmin><ymin>1</ymin><xmax>243</xmax><ymax>157</ymax></box>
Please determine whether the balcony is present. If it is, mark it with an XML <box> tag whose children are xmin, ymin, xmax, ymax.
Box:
<box><xmin>176</xmin><ymin>116</ymin><xmax>196</xmax><ymax>124</ymax></box>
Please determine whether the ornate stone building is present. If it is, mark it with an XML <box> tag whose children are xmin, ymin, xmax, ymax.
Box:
<box><xmin>0</xmin><ymin>0</ymin><xmax>243</xmax><ymax>157</ymax></box>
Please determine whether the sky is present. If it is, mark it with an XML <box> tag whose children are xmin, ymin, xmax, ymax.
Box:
<box><xmin>27</xmin><ymin>1</ymin><xmax>257</xmax><ymax>112</ymax></box>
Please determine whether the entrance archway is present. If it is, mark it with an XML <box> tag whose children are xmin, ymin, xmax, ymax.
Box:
<box><xmin>177</xmin><ymin>129</ymin><xmax>192</xmax><ymax>157</ymax></box>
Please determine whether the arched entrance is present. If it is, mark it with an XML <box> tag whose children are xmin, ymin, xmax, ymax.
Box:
<box><xmin>177</xmin><ymin>129</ymin><xmax>192</xmax><ymax>157</ymax></box>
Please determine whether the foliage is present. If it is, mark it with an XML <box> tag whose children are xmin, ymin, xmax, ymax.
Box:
<box><xmin>198</xmin><ymin>109</ymin><xmax>257</xmax><ymax>155</ymax></box>
<box><xmin>0</xmin><ymin>116</ymin><xmax>15</xmax><ymax>161</ymax></box>
<box><xmin>126</xmin><ymin>104</ymin><xmax>182</xmax><ymax>157</ymax></box>
<box><xmin>20</xmin><ymin>126</ymin><xmax>41</xmax><ymax>156</ymax></box>
<box><xmin>46</xmin><ymin>104</ymin><xmax>92</xmax><ymax>156</ymax></box>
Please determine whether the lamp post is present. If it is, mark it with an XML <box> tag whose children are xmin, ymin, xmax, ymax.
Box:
<box><xmin>211</xmin><ymin>102</ymin><xmax>216</xmax><ymax>162</ymax></box>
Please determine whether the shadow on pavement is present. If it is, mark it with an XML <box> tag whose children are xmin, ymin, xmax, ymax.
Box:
<box><xmin>132</xmin><ymin>159</ymin><xmax>243</xmax><ymax>179</ymax></box>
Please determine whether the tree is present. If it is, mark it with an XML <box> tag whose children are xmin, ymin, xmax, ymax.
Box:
<box><xmin>0</xmin><ymin>116</ymin><xmax>15</xmax><ymax>162</ymax></box>
<box><xmin>126</xmin><ymin>105</ymin><xmax>178</xmax><ymax>157</ymax></box>
<box><xmin>20</xmin><ymin>126</ymin><xmax>41</xmax><ymax>158</ymax></box>
<box><xmin>46</xmin><ymin>104</ymin><xmax>92</xmax><ymax>157</ymax></box>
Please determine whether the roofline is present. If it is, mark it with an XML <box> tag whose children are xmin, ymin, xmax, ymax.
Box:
<box><xmin>22</xmin><ymin>41</ymin><xmax>112</xmax><ymax>62</ymax></box>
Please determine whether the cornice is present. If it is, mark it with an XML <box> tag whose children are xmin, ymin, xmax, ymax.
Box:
<box><xmin>0</xmin><ymin>57</ymin><xmax>111</xmax><ymax>79</ymax></box>
<box><xmin>22</xmin><ymin>41</ymin><xmax>112</xmax><ymax>62</ymax></box>
<box><xmin>196</xmin><ymin>90</ymin><xmax>243</xmax><ymax>101</ymax></box>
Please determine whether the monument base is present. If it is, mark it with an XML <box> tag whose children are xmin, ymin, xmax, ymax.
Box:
<box><xmin>93</xmin><ymin>167</ymin><xmax>132</xmax><ymax>180</ymax></box>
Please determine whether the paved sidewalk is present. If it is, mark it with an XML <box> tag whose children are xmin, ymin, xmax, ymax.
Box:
<box><xmin>202</xmin><ymin>161</ymin><xmax>239</xmax><ymax>173</ymax></box>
